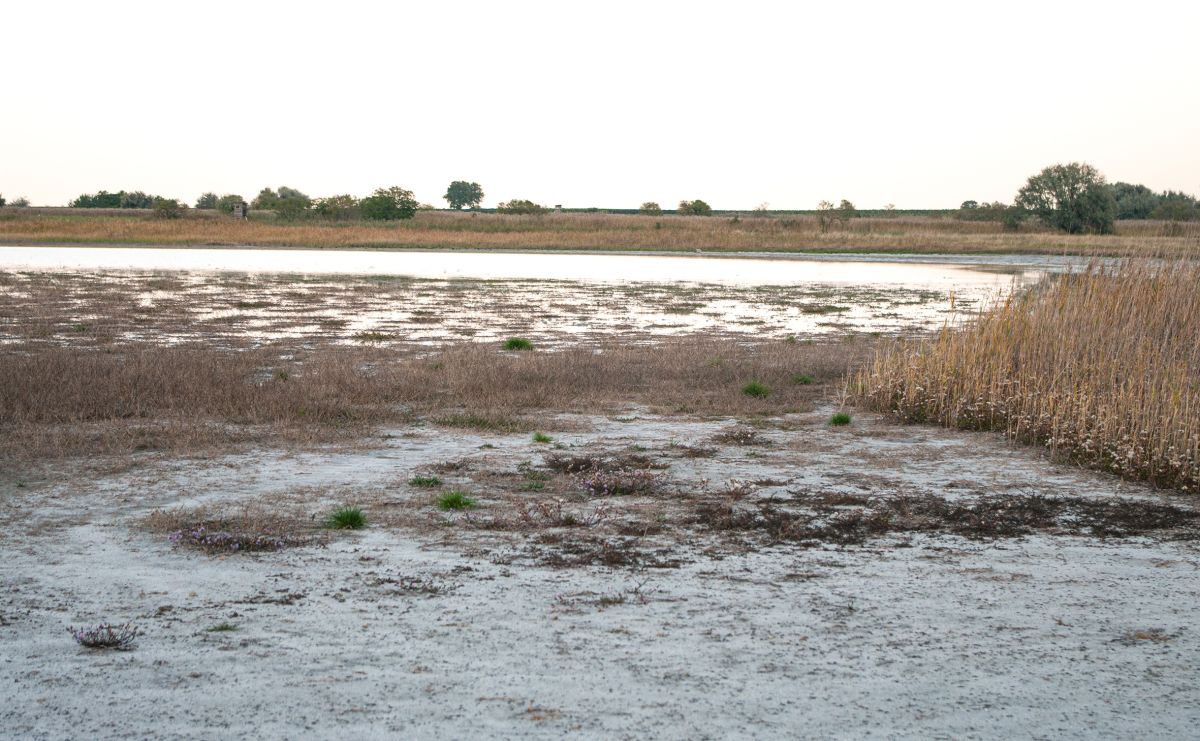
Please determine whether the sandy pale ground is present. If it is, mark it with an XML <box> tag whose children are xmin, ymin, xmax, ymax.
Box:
<box><xmin>3</xmin><ymin>409</ymin><xmax>1198</xmax><ymax>739</ymax></box>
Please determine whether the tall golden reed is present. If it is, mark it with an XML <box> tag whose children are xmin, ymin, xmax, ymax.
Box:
<box><xmin>852</xmin><ymin>259</ymin><xmax>1199</xmax><ymax>491</ymax></box>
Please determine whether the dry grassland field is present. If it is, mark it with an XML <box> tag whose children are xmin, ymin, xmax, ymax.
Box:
<box><xmin>2</xmin><ymin>207</ymin><xmax>1200</xmax><ymax>255</ymax></box>
<box><xmin>2</xmin><ymin>246</ymin><xmax>1199</xmax><ymax>738</ymax></box>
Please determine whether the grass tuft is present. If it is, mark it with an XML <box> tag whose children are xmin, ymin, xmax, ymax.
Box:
<box><xmin>828</xmin><ymin>412</ymin><xmax>852</xmax><ymax>426</ymax></box>
<box><xmin>741</xmin><ymin>381</ymin><xmax>771</xmax><ymax>398</ymax></box>
<box><xmin>503</xmin><ymin>337</ymin><xmax>534</xmax><ymax>351</ymax></box>
<box><xmin>532</xmin><ymin>431</ymin><xmax>553</xmax><ymax>443</ymax></box>
<box><xmin>206</xmin><ymin>622</ymin><xmax>239</xmax><ymax>633</ymax></box>
<box><xmin>408</xmin><ymin>475</ymin><xmax>442</xmax><ymax>488</ymax></box>
<box><xmin>791</xmin><ymin>373</ymin><xmax>814</xmax><ymax>385</ymax></box>
<box><xmin>325</xmin><ymin>506</ymin><xmax>367</xmax><ymax>530</ymax></box>
<box><xmin>436</xmin><ymin>491</ymin><xmax>477</xmax><ymax>511</ymax></box>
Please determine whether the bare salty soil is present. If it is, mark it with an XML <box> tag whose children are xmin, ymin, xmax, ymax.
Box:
<box><xmin>3</xmin><ymin>269</ymin><xmax>1199</xmax><ymax>738</ymax></box>
<box><xmin>2</xmin><ymin>407</ymin><xmax>1199</xmax><ymax>739</ymax></box>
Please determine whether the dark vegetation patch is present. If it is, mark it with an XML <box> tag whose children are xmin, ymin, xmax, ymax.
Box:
<box><xmin>147</xmin><ymin>508</ymin><xmax>319</xmax><ymax>554</ymax></box>
<box><xmin>520</xmin><ymin>533</ymin><xmax>684</xmax><ymax>569</ymax></box>
<box><xmin>691</xmin><ymin>490</ymin><xmax>1200</xmax><ymax>545</ymax></box>
<box><xmin>712</xmin><ymin>425</ymin><xmax>770</xmax><ymax>446</ymax></box>
<box><xmin>543</xmin><ymin>451</ymin><xmax>669</xmax><ymax>475</ymax></box>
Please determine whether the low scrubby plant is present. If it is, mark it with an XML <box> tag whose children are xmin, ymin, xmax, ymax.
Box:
<box><xmin>532</xmin><ymin>431</ymin><xmax>552</xmax><ymax>443</ymax></box>
<box><xmin>829</xmin><ymin>412</ymin><xmax>852</xmax><ymax>426</ymax></box>
<box><xmin>712</xmin><ymin>426</ymin><xmax>765</xmax><ymax>446</ymax></box>
<box><xmin>503</xmin><ymin>337</ymin><xmax>534</xmax><ymax>351</ymax></box>
<box><xmin>741</xmin><ymin>381</ymin><xmax>770</xmax><ymax>398</ymax></box>
<box><xmin>577</xmin><ymin>468</ymin><xmax>666</xmax><ymax>497</ymax></box>
<box><xmin>325</xmin><ymin>506</ymin><xmax>367</xmax><ymax>529</ymax></box>
<box><xmin>409</xmin><ymin>475</ymin><xmax>442</xmax><ymax>487</ymax></box>
<box><xmin>69</xmin><ymin>622</ymin><xmax>140</xmax><ymax>650</ymax></box>
<box><xmin>168</xmin><ymin>524</ymin><xmax>289</xmax><ymax>552</ymax></box>
<box><xmin>437</xmin><ymin>491</ymin><xmax>477</xmax><ymax>511</ymax></box>
<box><xmin>791</xmin><ymin>373</ymin><xmax>814</xmax><ymax>385</ymax></box>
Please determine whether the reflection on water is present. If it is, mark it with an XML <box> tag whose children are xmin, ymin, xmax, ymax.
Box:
<box><xmin>0</xmin><ymin>247</ymin><xmax>1051</xmax><ymax>348</ymax></box>
<box><xmin>0</xmin><ymin>246</ymin><xmax>1047</xmax><ymax>287</ymax></box>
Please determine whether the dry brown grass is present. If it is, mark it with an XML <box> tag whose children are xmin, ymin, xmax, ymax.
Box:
<box><xmin>852</xmin><ymin>259</ymin><xmax>1200</xmax><ymax>491</ymax></box>
<box><xmin>2</xmin><ymin>211</ymin><xmax>1198</xmax><ymax>255</ymax></box>
<box><xmin>0</xmin><ymin>338</ymin><xmax>868</xmax><ymax>459</ymax></box>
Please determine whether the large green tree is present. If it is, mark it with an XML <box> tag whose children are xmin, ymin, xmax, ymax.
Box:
<box><xmin>444</xmin><ymin>181</ymin><xmax>484</xmax><ymax>210</ymax></box>
<box><xmin>1110</xmin><ymin>182</ymin><xmax>1159</xmax><ymax>220</ymax></box>
<box><xmin>1014</xmin><ymin>162</ymin><xmax>1116</xmax><ymax>234</ymax></box>
<box><xmin>361</xmin><ymin>186</ymin><xmax>418</xmax><ymax>220</ymax></box>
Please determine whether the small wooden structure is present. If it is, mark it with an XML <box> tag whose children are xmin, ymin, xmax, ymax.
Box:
<box><xmin>232</xmin><ymin>201</ymin><xmax>248</xmax><ymax>219</ymax></box>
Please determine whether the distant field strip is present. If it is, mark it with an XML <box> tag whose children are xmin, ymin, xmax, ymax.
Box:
<box><xmin>1</xmin><ymin>211</ymin><xmax>1198</xmax><ymax>255</ymax></box>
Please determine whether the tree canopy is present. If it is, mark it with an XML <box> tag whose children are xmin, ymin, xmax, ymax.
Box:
<box><xmin>360</xmin><ymin>186</ymin><xmax>418</xmax><ymax>220</ymax></box>
<box><xmin>496</xmin><ymin>199</ymin><xmax>546</xmax><ymax>215</ymax></box>
<box><xmin>70</xmin><ymin>190</ymin><xmax>164</xmax><ymax>208</ymax></box>
<box><xmin>444</xmin><ymin>181</ymin><xmax>484</xmax><ymax>210</ymax></box>
<box><xmin>1014</xmin><ymin>162</ymin><xmax>1116</xmax><ymax>234</ymax></box>
<box><xmin>677</xmin><ymin>199</ymin><xmax>712</xmax><ymax>216</ymax></box>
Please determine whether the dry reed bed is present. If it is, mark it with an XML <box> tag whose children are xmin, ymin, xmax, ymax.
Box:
<box><xmin>852</xmin><ymin>260</ymin><xmax>1200</xmax><ymax>491</ymax></box>
<box><xmin>0</xmin><ymin>339</ymin><xmax>865</xmax><ymax>459</ymax></box>
<box><xmin>2</xmin><ymin>212</ymin><xmax>1198</xmax><ymax>255</ymax></box>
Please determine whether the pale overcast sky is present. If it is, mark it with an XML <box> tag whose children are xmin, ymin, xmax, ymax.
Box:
<box><xmin>3</xmin><ymin>0</ymin><xmax>1197</xmax><ymax>209</ymax></box>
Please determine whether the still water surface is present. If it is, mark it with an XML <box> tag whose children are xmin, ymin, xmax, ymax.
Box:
<box><xmin>0</xmin><ymin>246</ymin><xmax>1049</xmax><ymax>288</ymax></box>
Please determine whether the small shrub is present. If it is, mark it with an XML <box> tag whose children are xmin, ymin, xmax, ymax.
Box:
<box><xmin>409</xmin><ymin>475</ymin><xmax>442</xmax><ymax>488</ymax></box>
<box><xmin>577</xmin><ymin>468</ymin><xmax>666</xmax><ymax>497</ymax></box>
<box><xmin>168</xmin><ymin>524</ymin><xmax>289</xmax><ymax>552</ymax></box>
<box><xmin>829</xmin><ymin>412</ymin><xmax>852</xmax><ymax>426</ymax></box>
<box><xmin>325</xmin><ymin>506</ymin><xmax>367</xmax><ymax>530</ymax></box>
<box><xmin>503</xmin><ymin>337</ymin><xmax>534</xmax><ymax>351</ymax></box>
<box><xmin>741</xmin><ymin>381</ymin><xmax>770</xmax><ymax>398</ymax></box>
<box><xmin>712</xmin><ymin>426</ymin><xmax>765</xmax><ymax>446</ymax></box>
<box><xmin>69</xmin><ymin>622</ymin><xmax>140</xmax><ymax>651</ymax></box>
<box><xmin>353</xmin><ymin>330</ymin><xmax>391</xmax><ymax>343</ymax></box>
<box><xmin>496</xmin><ymin>199</ymin><xmax>546</xmax><ymax>215</ymax></box>
<box><xmin>792</xmin><ymin>373</ymin><xmax>814</xmax><ymax>385</ymax></box>
<box><xmin>151</xmin><ymin>199</ymin><xmax>184</xmax><ymax>219</ymax></box>
<box><xmin>437</xmin><ymin>491</ymin><xmax>477</xmax><ymax>511</ymax></box>
<box><xmin>532</xmin><ymin>431</ymin><xmax>552</xmax><ymax>443</ymax></box>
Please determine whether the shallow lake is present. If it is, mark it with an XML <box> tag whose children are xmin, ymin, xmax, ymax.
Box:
<box><xmin>0</xmin><ymin>246</ymin><xmax>1064</xmax><ymax>346</ymax></box>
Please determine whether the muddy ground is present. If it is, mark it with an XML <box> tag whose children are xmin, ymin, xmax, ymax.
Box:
<box><xmin>3</xmin><ymin>406</ymin><xmax>1197</xmax><ymax>739</ymax></box>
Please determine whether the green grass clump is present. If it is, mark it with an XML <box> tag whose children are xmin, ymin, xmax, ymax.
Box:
<box><xmin>503</xmin><ymin>337</ymin><xmax>534</xmax><ymax>351</ymax></box>
<box><xmin>325</xmin><ymin>506</ymin><xmax>367</xmax><ymax>529</ymax></box>
<box><xmin>409</xmin><ymin>475</ymin><xmax>442</xmax><ymax>487</ymax></box>
<box><xmin>792</xmin><ymin>373</ymin><xmax>814</xmax><ymax>385</ymax></box>
<box><xmin>353</xmin><ymin>330</ymin><xmax>391</xmax><ymax>343</ymax></box>
<box><xmin>532</xmin><ymin>431</ymin><xmax>553</xmax><ymax>443</ymax></box>
<box><xmin>741</xmin><ymin>381</ymin><xmax>771</xmax><ymax>398</ymax></box>
<box><xmin>206</xmin><ymin>622</ymin><xmax>239</xmax><ymax>633</ymax></box>
<box><xmin>828</xmin><ymin>412</ymin><xmax>852</xmax><ymax>426</ymax></box>
<box><xmin>436</xmin><ymin>491</ymin><xmax>477</xmax><ymax>511</ymax></box>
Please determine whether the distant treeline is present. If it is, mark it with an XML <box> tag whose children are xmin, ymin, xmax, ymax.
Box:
<box><xmin>959</xmin><ymin>183</ymin><xmax>1199</xmax><ymax>224</ymax></box>
<box><xmin>48</xmin><ymin>165</ymin><xmax>1200</xmax><ymax>233</ymax></box>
